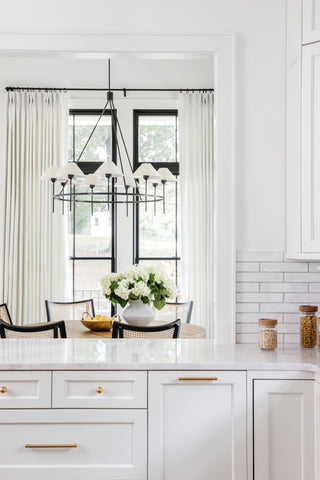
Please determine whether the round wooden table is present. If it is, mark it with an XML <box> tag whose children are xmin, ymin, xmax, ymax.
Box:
<box><xmin>64</xmin><ymin>320</ymin><xmax>206</xmax><ymax>339</ymax></box>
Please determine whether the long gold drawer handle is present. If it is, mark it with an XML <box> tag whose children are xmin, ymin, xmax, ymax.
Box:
<box><xmin>178</xmin><ymin>377</ymin><xmax>218</xmax><ymax>381</ymax></box>
<box><xmin>96</xmin><ymin>386</ymin><xmax>103</xmax><ymax>394</ymax></box>
<box><xmin>0</xmin><ymin>386</ymin><xmax>7</xmax><ymax>394</ymax></box>
<box><xmin>25</xmin><ymin>444</ymin><xmax>77</xmax><ymax>449</ymax></box>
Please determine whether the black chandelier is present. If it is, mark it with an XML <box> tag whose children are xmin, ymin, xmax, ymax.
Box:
<box><xmin>41</xmin><ymin>59</ymin><xmax>176</xmax><ymax>216</ymax></box>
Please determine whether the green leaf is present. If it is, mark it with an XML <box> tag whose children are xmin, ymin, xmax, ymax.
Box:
<box><xmin>110</xmin><ymin>282</ymin><xmax>118</xmax><ymax>292</ymax></box>
<box><xmin>118</xmin><ymin>298</ymin><xmax>127</xmax><ymax>308</ymax></box>
<box><xmin>141</xmin><ymin>296</ymin><xmax>150</xmax><ymax>304</ymax></box>
<box><xmin>154</xmin><ymin>297</ymin><xmax>166</xmax><ymax>310</ymax></box>
<box><xmin>129</xmin><ymin>293</ymin><xmax>139</xmax><ymax>300</ymax></box>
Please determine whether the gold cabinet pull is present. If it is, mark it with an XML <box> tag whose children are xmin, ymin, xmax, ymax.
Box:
<box><xmin>96</xmin><ymin>386</ymin><xmax>103</xmax><ymax>394</ymax></box>
<box><xmin>178</xmin><ymin>377</ymin><xmax>218</xmax><ymax>381</ymax></box>
<box><xmin>0</xmin><ymin>386</ymin><xmax>7</xmax><ymax>394</ymax></box>
<box><xmin>25</xmin><ymin>444</ymin><xmax>77</xmax><ymax>449</ymax></box>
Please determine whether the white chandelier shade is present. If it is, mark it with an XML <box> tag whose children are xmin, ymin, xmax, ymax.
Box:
<box><xmin>56</xmin><ymin>162</ymin><xmax>85</xmax><ymax>178</ymax></box>
<box><xmin>80</xmin><ymin>174</ymin><xmax>105</xmax><ymax>187</ymax></box>
<box><xmin>95</xmin><ymin>160</ymin><xmax>123</xmax><ymax>177</ymax></box>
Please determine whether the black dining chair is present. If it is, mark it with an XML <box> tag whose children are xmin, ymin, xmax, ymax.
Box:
<box><xmin>0</xmin><ymin>303</ymin><xmax>13</xmax><ymax>325</ymax></box>
<box><xmin>0</xmin><ymin>320</ymin><xmax>67</xmax><ymax>338</ymax></box>
<box><xmin>45</xmin><ymin>299</ymin><xmax>95</xmax><ymax>322</ymax></box>
<box><xmin>112</xmin><ymin>319</ymin><xmax>181</xmax><ymax>339</ymax></box>
<box><xmin>155</xmin><ymin>301</ymin><xmax>194</xmax><ymax>324</ymax></box>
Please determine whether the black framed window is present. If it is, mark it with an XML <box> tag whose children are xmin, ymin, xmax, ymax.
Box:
<box><xmin>68</xmin><ymin>110</ymin><xmax>117</xmax><ymax>315</ymax></box>
<box><xmin>133</xmin><ymin>110</ymin><xmax>181</xmax><ymax>294</ymax></box>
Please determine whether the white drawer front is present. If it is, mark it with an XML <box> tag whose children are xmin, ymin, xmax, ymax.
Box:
<box><xmin>52</xmin><ymin>370</ymin><xmax>147</xmax><ymax>408</ymax></box>
<box><xmin>0</xmin><ymin>371</ymin><xmax>51</xmax><ymax>408</ymax></box>
<box><xmin>0</xmin><ymin>409</ymin><xmax>147</xmax><ymax>480</ymax></box>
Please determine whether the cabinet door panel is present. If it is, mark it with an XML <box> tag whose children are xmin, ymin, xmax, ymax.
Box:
<box><xmin>303</xmin><ymin>0</ymin><xmax>320</xmax><ymax>44</ymax></box>
<box><xmin>0</xmin><ymin>371</ymin><xmax>51</xmax><ymax>408</ymax></box>
<box><xmin>254</xmin><ymin>380</ymin><xmax>315</xmax><ymax>480</ymax></box>
<box><xmin>52</xmin><ymin>370</ymin><xmax>147</xmax><ymax>408</ymax></box>
<box><xmin>148</xmin><ymin>371</ymin><xmax>246</xmax><ymax>480</ymax></box>
<box><xmin>302</xmin><ymin>43</ymin><xmax>320</xmax><ymax>252</ymax></box>
<box><xmin>0</xmin><ymin>409</ymin><xmax>147</xmax><ymax>480</ymax></box>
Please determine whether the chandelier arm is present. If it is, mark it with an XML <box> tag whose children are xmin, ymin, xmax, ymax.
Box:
<box><xmin>109</xmin><ymin>105</ymin><xmax>127</xmax><ymax>180</ymax></box>
<box><xmin>76</xmin><ymin>99</ymin><xmax>111</xmax><ymax>163</ymax></box>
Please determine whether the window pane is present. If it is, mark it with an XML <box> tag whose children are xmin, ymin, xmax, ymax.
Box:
<box><xmin>73</xmin><ymin>260</ymin><xmax>112</xmax><ymax>315</ymax></box>
<box><xmin>69</xmin><ymin>202</ymin><xmax>112</xmax><ymax>257</ymax></box>
<box><xmin>139</xmin><ymin>180</ymin><xmax>179</xmax><ymax>258</ymax></box>
<box><xmin>138</xmin><ymin>115</ymin><xmax>177</xmax><ymax>163</ymax></box>
<box><xmin>68</xmin><ymin>114</ymin><xmax>112</xmax><ymax>163</ymax></box>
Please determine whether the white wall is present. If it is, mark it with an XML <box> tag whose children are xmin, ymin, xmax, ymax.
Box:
<box><xmin>0</xmin><ymin>0</ymin><xmax>287</xmax><ymax>252</ymax></box>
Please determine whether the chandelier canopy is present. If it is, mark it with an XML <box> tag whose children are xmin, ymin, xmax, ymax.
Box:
<box><xmin>41</xmin><ymin>59</ymin><xmax>177</xmax><ymax>216</ymax></box>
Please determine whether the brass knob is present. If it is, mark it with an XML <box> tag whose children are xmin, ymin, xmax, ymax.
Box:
<box><xmin>96</xmin><ymin>386</ymin><xmax>103</xmax><ymax>394</ymax></box>
<box><xmin>0</xmin><ymin>386</ymin><xmax>7</xmax><ymax>394</ymax></box>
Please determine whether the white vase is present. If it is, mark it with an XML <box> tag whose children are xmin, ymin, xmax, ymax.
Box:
<box><xmin>122</xmin><ymin>299</ymin><xmax>155</xmax><ymax>326</ymax></box>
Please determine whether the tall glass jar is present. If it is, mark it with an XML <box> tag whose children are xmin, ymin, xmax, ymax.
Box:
<box><xmin>299</xmin><ymin>305</ymin><xmax>318</xmax><ymax>348</ymax></box>
<box><xmin>258</xmin><ymin>318</ymin><xmax>278</xmax><ymax>350</ymax></box>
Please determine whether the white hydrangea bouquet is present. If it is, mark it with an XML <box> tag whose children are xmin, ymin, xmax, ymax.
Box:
<box><xmin>101</xmin><ymin>264</ymin><xmax>177</xmax><ymax>310</ymax></box>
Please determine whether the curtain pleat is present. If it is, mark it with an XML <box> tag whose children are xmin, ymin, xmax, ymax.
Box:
<box><xmin>179</xmin><ymin>92</ymin><xmax>215</xmax><ymax>338</ymax></box>
<box><xmin>1</xmin><ymin>91</ymin><xmax>70</xmax><ymax>325</ymax></box>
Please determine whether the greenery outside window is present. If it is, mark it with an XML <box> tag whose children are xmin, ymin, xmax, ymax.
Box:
<box><xmin>133</xmin><ymin>110</ymin><xmax>181</xmax><ymax>295</ymax></box>
<box><xmin>68</xmin><ymin>110</ymin><xmax>116</xmax><ymax>315</ymax></box>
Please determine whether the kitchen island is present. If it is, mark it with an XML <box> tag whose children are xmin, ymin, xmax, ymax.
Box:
<box><xmin>0</xmin><ymin>339</ymin><xmax>319</xmax><ymax>480</ymax></box>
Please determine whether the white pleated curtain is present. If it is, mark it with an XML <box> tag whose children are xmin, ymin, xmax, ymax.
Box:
<box><xmin>1</xmin><ymin>91</ymin><xmax>70</xmax><ymax>325</ymax></box>
<box><xmin>179</xmin><ymin>92</ymin><xmax>214</xmax><ymax>338</ymax></box>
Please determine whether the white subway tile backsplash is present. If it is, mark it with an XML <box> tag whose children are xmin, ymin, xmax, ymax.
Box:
<box><xmin>236</xmin><ymin>293</ymin><xmax>283</xmax><ymax>303</ymax></box>
<box><xmin>237</xmin><ymin>272</ymin><xmax>283</xmax><ymax>282</ymax></box>
<box><xmin>284</xmin><ymin>273</ymin><xmax>320</xmax><ymax>282</ymax></box>
<box><xmin>236</xmin><ymin>323</ymin><xmax>258</xmax><ymax>334</ymax></box>
<box><xmin>236</xmin><ymin>262</ymin><xmax>259</xmax><ymax>272</ymax></box>
<box><xmin>236</xmin><ymin>252</ymin><xmax>283</xmax><ymax>262</ymax></box>
<box><xmin>235</xmin><ymin>251</ymin><xmax>319</xmax><ymax>345</ymax></box>
<box><xmin>260</xmin><ymin>262</ymin><xmax>308</xmax><ymax>272</ymax></box>
<box><xmin>236</xmin><ymin>313</ymin><xmax>283</xmax><ymax>323</ymax></box>
<box><xmin>236</xmin><ymin>303</ymin><xmax>260</xmax><ymax>313</ymax></box>
<box><xmin>260</xmin><ymin>303</ymin><xmax>301</xmax><ymax>313</ymax></box>
<box><xmin>309</xmin><ymin>283</ymin><xmax>320</xmax><ymax>292</ymax></box>
<box><xmin>284</xmin><ymin>293</ymin><xmax>320</xmax><ymax>303</ymax></box>
<box><xmin>236</xmin><ymin>283</ymin><xmax>260</xmax><ymax>292</ymax></box>
<box><xmin>309</xmin><ymin>263</ymin><xmax>320</xmax><ymax>272</ymax></box>
<box><xmin>260</xmin><ymin>282</ymin><xmax>308</xmax><ymax>293</ymax></box>
<box><xmin>278</xmin><ymin>323</ymin><xmax>299</xmax><ymax>334</ymax></box>
<box><xmin>284</xmin><ymin>313</ymin><xmax>300</xmax><ymax>323</ymax></box>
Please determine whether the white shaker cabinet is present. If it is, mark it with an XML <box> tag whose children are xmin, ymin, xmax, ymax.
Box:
<box><xmin>254</xmin><ymin>379</ymin><xmax>315</xmax><ymax>480</ymax></box>
<box><xmin>303</xmin><ymin>0</ymin><xmax>320</xmax><ymax>44</ymax></box>
<box><xmin>148</xmin><ymin>371</ymin><xmax>247</xmax><ymax>480</ymax></box>
<box><xmin>0</xmin><ymin>409</ymin><xmax>147</xmax><ymax>480</ymax></box>
<box><xmin>301</xmin><ymin>42</ymin><xmax>320</xmax><ymax>253</ymax></box>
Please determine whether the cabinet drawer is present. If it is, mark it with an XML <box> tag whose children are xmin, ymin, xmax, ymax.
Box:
<box><xmin>0</xmin><ymin>409</ymin><xmax>147</xmax><ymax>480</ymax></box>
<box><xmin>52</xmin><ymin>370</ymin><xmax>147</xmax><ymax>408</ymax></box>
<box><xmin>0</xmin><ymin>371</ymin><xmax>51</xmax><ymax>408</ymax></box>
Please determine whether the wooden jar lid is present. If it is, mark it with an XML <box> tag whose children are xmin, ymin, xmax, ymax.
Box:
<box><xmin>299</xmin><ymin>305</ymin><xmax>318</xmax><ymax>312</ymax></box>
<box><xmin>258</xmin><ymin>318</ymin><xmax>278</xmax><ymax>327</ymax></box>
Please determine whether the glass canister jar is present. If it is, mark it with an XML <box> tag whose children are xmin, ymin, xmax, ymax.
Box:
<box><xmin>258</xmin><ymin>318</ymin><xmax>278</xmax><ymax>350</ymax></box>
<box><xmin>299</xmin><ymin>305</ymin><xmax>318</xmax><ymax>348</ymax></box>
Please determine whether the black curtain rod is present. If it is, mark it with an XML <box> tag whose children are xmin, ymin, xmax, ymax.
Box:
<box><xmin>5</xmin><ymin>87</ymin><xmax>214</xmax><ymax>95</ymax></box>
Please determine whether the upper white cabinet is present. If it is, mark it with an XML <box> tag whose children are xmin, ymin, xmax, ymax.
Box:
<box><xmin>301</xmin><ymin>42</ymin><xmax>320</xmax><ymax>252</ymax></box>
<box><xmin>286</xmin><ymin>0</ymin><xmax>320</xmax><ymax>258</ymax></box>
<box><xmin>148</xmin><ymin>371</ymin><xmax>247</xmax><ymax>480</ymax></box>
<box><xmin>303</xmin><ymin>0</ymin><xmax>320</xmax><ymax>44</ymax></box>
<box><xmin>254</xmin><ymin>379</ymin><xmax>315</xmax><ymax>480</ymax></box>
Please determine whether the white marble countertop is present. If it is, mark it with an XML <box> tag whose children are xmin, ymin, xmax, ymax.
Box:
<box><xmin>1</xmin><ymin>339</ymin><xmax>320</xmax><ymax>372</ymax></box>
